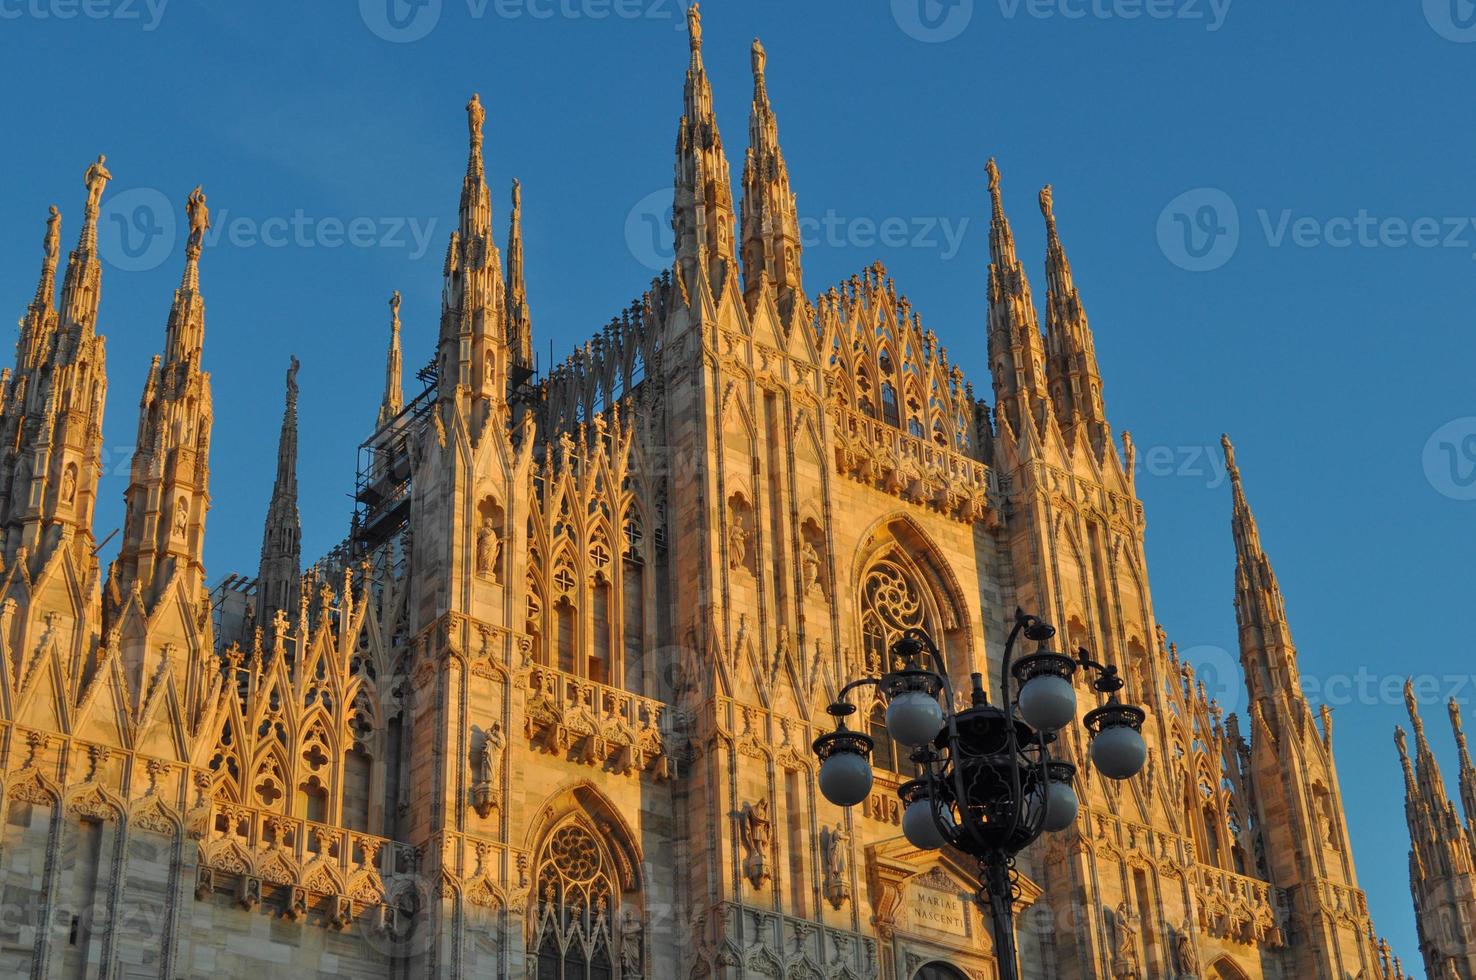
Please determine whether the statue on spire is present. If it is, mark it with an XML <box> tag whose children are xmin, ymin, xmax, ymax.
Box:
<box><xmin>286</xmin><ymin>355</ymin><xmax>300</xmax><ymax>406</ymax></box>
<box><xmin>83</xmin><ymin>155</ymin><xmax>111</xmax><ymax>215</ymax></box>
<box><xmin>1220</xmin><ymin>433</ymin><xmax>1239</xmax><ymax>479</ymax></box>
<box><xmin>390</xmin><ymin>289</ymin><xmax>402</xmax><ymax>322</ymax></box>
<box><xmin>467</xmin><ymin>93</ymin><xmax>485</xmax><ymax>148</ymax></box>
<box><xmin>751</xmin><ymin>37</ymin><xmax>765</xmax><ymax>77</ymax></box>
<box><xmin>186</xmin><ymin>185</ymin><xmax>210</xmax><ymax>253</ymax></box>
<box><xmin>687</xmin><ymin>3</ymin><xmax>702</xmax><ymax>52</ymax></box>
<box><xmin>1039</xmin><ymin>183</ymin><xmax>1054</xmax><ymax>221</ymax></box>
<box><xmin>986</xmin><ymin>157</ymin><xmax>1001</xmax><ymax>194</ymax></box>
<box><xmin>44</xmin><ymin>205</ymin><xmax>60</xmax><ymax>263</ymax></box>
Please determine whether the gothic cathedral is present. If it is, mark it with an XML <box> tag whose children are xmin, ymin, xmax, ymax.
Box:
<box><xmin>0</xmin><ymin>7</ymin><xmax>1423</xmax><ymax>979</ymax></box>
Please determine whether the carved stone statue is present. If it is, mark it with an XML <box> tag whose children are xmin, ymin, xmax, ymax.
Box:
<box><xmin>173</xmin><ymin>498</ymin><xmax>189</xmax><ymax>537</ymax></box>
<box><xmin>83</xmin><ymin>155</ymin><xmax>111</xmax><ymax>214</ymax></box>
<box><xmin>60</xmin><ymin>466</ymin><xmax>76</xmax><ymax>505</ymax></box>
<box><xmin>478</xmin><ymin>722</ymin><xmax>503</xmax><ymax>784</ymax></box>
<box><xmin>186</xmin><ymin>185</ymin><xmax>210</xmax><ymax>250</ymax></box>
<box><xmin>476</xmin><ymin>518</ymin><xmax>501</xmax><ymax>580</ymax></box>
<box><xmin>620</xmin><ymin>911</ymin><xmax>642</xmax><ymax>975</ymax></box>
<box><xmin>44</xmin><ymin>205</ymin><xmax>60</xmax><ymax>264</ymax></box>
<box><xmin>686</xmin><ymin>2</ymin><xmax>701</xmax><ymax>50</ymax></box>
<box><xmin>728</xmin><ymin>518</ymin><xmax>747</xmax><ymax>571</ymax></box>
<box><xmin>823</xmin><ymin>824</ymin><xmax>851</xmax><ymax>909</ymax></box>
<box><xmin>467</xmin><ymin>93</ymin><xmax>485</xmax><ymax>145</ymax></box>
<box><xmin>471</xmin><ymin>722</ymin><xmax>504</xmax><ymax>818</ymax></box>
<box><xmin>740</xmin><ymin>798</ymin><xmax>771</xmax><ymax>889</ymax></box>
<box><xmin>825</xmin><ymin>825</ymin><xmax>848</xmax><ymax>879</ymax></box>
<box><xmin>1175</xmin><ymin>921</ymin><xmax>1198</xmax><ymax>977</ymax></box>
<box><xmin>801</xmin><ymin>539</ymin><xmax>821</xmax><ymax>596</ymax></box>
<box><xmin>1112</xmin><ymin>901</ymin><xmax>1140</xmax><ymax>980</ymax></box>
<box><xmin>751</xmin><ymin>36</ymin><xmax>765</xmax><ymax>77</ymax></box>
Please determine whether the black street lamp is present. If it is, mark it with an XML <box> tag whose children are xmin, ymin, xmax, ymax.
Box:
<box><xmin>812</xmin><ymin>609</ymin><xmax>1148</xmax><ymax>980</ymax></box>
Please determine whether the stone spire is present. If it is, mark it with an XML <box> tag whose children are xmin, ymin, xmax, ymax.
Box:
<box><xmin>0</xmin><ymin>160</ymin><xmax>112</xmax><ymax>577</ymax></box>
<box><xmin>58</xmin><ymin>155</ymin><xmax>110</xmax><ymax>336</ymax></box>
<box><xmin>1039</xmin><ymin>185</ymin><xmax>1110</xmax><ymax>458</ymax></box>
<box><xmin>505</xmin><ymin>179</ymin><xmax>533</xmax><ymax>373</ymax></box>
<box><xmin>257</xmin><ymin>356</ymin><xmax>301</xmax><ymax>622</ymax></box>
<box><xmin>1451</xmin><ymin>699</ymin><xmax>1476</xmax><ymax>838</ymax></box>
<box><xmin>740</xmin><ymin>36</ymin><xmax>804</xmax><ymax>324</ymax></box>
<box><xmin>673</xmin><ymin>3</ymin><xmax>737</xmax><ymax>295</ymax></box>
<box><xmin>1397</xmin><ymin>686</ymin><xmax>1476</xmax><ymax>979</ymax></box>
<box><xmin>984</xmin><ymin>159</ymin><xmax>1051</xmax><ymax>443</ymax></box>
<box><xmin>106</xmin><ymin>185</ymin><xmax>214</xmax><ymax>620</ymax></box>
<box><xmin>1222</xmin><ymin>435</ymin><xmax>1303</xmax><ymax>710</ymax></box>
<box><xmin>437</xmin><ymin>93</ymin><xmax>509</xmax><ymax>434</ymax></box>
<box><xmin>378</xmin><ymin>291</ymin><xmax>404</xmax><ymax>427</ymax></box>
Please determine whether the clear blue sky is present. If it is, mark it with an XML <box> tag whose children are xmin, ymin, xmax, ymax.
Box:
<box><xmin>3</xmin><ymin>0</ymin><xmax>1472</xmax><ymax>970</ymax></box>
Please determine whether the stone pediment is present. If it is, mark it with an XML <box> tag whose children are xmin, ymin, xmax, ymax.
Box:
<box><xmin>865</xmin><ymin>836</ymin><xmax>1043</xmax><ymax>948</ymax></box>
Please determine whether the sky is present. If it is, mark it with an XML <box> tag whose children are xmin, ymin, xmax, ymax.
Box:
<box><xmin>2</xmin><ymin>0</ymin><xmax>1474</xmax><ymax>971</ymax></box>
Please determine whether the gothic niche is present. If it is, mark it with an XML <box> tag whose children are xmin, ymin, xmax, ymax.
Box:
<box><xmin>476</xmin><ymin>496</ymin><xmax>505</xmax><ymax>584</ymax></box>
<box><xmin>471</xmin><ymin>721</ymin><xmax>505</xmax><ymax>819</ymax></box>
<box><xmin>727</xmin><ymin>491</ymin><xmax>753</xmax><ymax>575</ymax></box>
<box><xmin>532</xmin><ymin>822</ymin><xmax>641</xmax><ymax>980</ymax></box>
<box><xmin>799</xmin><ymin>518</ymin><xmax>827</xmax><ymax>602</ymax></box>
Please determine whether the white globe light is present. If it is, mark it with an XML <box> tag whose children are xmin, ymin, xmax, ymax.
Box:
<box><xmin>818</xmin><ymin>751</ymin><xmax>873</xmax><ymax>807</ymax></box>
<box><xmin>902</xmin><ymin>798</ymin><xmax>953</xmax><ymax>850</ymax></box>
<box><xmin>887</xmin><ymin>690</ymin><xmax>945</xmax><ymax>747</ymax></box>
<box><xmin>1042</xmin><ymin>779</ymin><xmax>1078</xmax><ymax>833</ymax></box>
<box><xmin>1018</xmin><ymin>673</ymin><xmax>1078</xmax><ymax>732</ymax></box>
<box><xmin>1091</xmin><ymin>724</ymin><xmax>1147</xmax><ymax>780</ymax></box>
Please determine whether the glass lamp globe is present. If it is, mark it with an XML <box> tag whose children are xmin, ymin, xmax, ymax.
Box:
<box><xmin>1091</xmin><ymin>724</ymin><xmax>1147</xmax><ymax>780</ymax></box>
<box><xmin>1018</xmin><ymin>673</ymin><xmax>1077</xmax><ymax>732</ymax></box>
<box><xmin>818</xmin><ymin>750</ymin><xmax>874</xmax><ymax>807</ymax></box>
<box><xmin>902</xmin><ymin>798</ymin><xmax>953</xmax><ymax>850</ymax></box>
<box><xmin>1042</xmin><ymin>779</ymin><xmax>1079</xmax><ymax>833</ymax></box>
<box><xmin>887</xmin><ymin>690</ymin><xmax>945</xmax><ymax>747</ymax></box>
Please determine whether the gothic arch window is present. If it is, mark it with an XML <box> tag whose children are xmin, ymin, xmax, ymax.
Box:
<box><xmin>860</xmin><ymin>556</ymin><xmax>930</xmax><ymax>674</ymax></box>
<box><xmin>532</xmin><ymin>821</ymin><xmax>637</xmax><ymax>979</ymax></box>
<box><xmin>913</xmin><ymin>964</ymin><xmax>968</xmax><ymax>980</ymax></box>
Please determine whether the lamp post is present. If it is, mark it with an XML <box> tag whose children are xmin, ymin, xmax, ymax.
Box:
<box><xmin>812</xmin><ymin>609</ymin><xmax>1147</xmax><ymax>980</ymax></box>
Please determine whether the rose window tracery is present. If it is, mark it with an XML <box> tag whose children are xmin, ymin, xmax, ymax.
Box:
<box><xmin>533</xmin><ymin>822</ymin><xmax>637</xmax><ymax>979</ymax></box>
